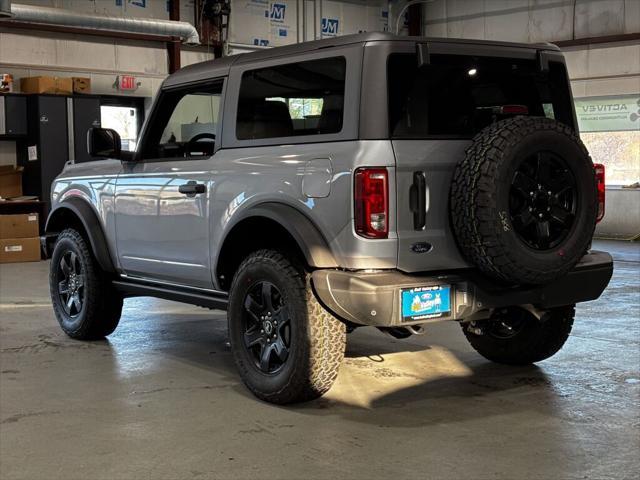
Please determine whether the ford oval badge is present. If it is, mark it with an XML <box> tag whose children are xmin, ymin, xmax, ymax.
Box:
<box><xmin>410</xmin><ymin>242</ymin><xmax>432</xmax><ymax>254</ymax></box>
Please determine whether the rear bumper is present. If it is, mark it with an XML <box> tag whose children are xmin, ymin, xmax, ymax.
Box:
<box><xmin>311</xmin><ymin>251</ymin><xmax>613</xmax><ymax>327</ymax></box>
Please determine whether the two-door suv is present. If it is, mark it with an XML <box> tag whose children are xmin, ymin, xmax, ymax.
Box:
<box><xmin>43</xmin><ymin>33</ymin><xmax>613</xmax><ymax>404</ymax></box>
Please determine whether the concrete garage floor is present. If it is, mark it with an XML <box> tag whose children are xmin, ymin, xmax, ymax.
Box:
<box><xmin>0</xmin><ymin>241</ymin><xmax>638</xmax><ymax>480</ymax></box>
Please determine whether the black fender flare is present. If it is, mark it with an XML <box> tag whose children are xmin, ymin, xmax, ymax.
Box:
<box><xmin>45</xmin><ymin>198</ymin><xmax>116</xmax><ymax>273</ymax></box>
<box><xmin>218</xmin><ymin>202</ymin><xmax>338</xmax><ymax>272</ymax></box>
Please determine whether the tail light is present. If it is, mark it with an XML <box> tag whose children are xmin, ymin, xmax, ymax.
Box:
<box><xmin>594</xmin><ymin>163</ymin><xmax>605</xmax><ymax>223</ymax></box>
<box><xmin>354</xmin><ymin>168</ymin><xmax>388</xmax><ymax>238</ymax></box>
<box><xmin>498</xmin><ymin>104</ymin><xmax>529</xmax><ymax>115</ymax></box>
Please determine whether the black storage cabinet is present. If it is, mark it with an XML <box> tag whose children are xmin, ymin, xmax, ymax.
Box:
<box><xmin>17</xmin><ymin>95</ymin><xmax>69</xmax><ymax>208</ymax></box>
<box><xmin>0</xmin><ymin>94</ymin><xmax>28</xmax><ymax>137</ymax></box>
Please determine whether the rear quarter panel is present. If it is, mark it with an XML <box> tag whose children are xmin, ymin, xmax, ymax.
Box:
<box><xmin>210</xmin><ymin>140</ymin><xmax>398</xmax><ymax>282</ymax></box>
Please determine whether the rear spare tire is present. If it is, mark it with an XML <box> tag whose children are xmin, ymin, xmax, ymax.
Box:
<box><xmin>450</xmin><ymin>116</ymin><xmax>597</xmax><ymax>285</ymax></box>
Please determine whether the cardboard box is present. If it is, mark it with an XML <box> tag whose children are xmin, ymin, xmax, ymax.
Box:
<box><xmin>20</xmin><ymin>76</ymin><xmax>73</xmax><ymax>95</ymax></box>
<box><xmin>72</xmin><ymin>77</ymin><xmax>91</xmax><ymax>94</ymax></box>
<box><xmin>0</xmin><ymin>165</ymin><xmax>23</xmax><ymax>199</ymax></box>
<box><xmin>0</xmin><ymin>237</ymin><xmax>41</xmax><ymax>263</ymax></box>
<box><xmin>0</xmin><ymin>213</ymin><xmax>39</xmax><ymax>239</ymax></box>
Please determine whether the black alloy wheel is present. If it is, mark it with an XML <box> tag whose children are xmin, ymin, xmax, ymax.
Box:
<box><xmin>484</xmin><ymin>308</ymin><xmax>529</xmax><ymax>339</ymax></box>
<box><xmin>49</xmin><ymin>229</ymin><xmax>123</xmax><ymax>340</ymax></box>
<box><xmin>228</xmin><ymin>249</ymin><xmax>346</xmax><ymax>403</ymax></box>
<box><xmin>509</xmin><ymin>151</ymin><xmax>577</xmax><ymax>251</ymax></box>
<box><xmin>242</xmin><ymin>281</ymin><xmax>291</xmax><ymax>374</ymax></box>
<box><xmin>56</xmin><ymin>250</ymin><xmax>85</xmax><ymax>317</ymax></box>
<box><xmin>462</xmin><ymin>305</ymin><xmax>576</xmax><ymax>365</ymax></box>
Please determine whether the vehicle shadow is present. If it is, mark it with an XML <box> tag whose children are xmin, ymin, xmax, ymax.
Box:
<box><xmin>118</xmin><ymin>305</ymin><xmax>562</xmax><ymax>429</ymax></box>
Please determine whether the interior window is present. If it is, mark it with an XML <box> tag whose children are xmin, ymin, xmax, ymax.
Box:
<box><xmin>237</xmin><ymin>57</ymin><xmax>346</xmax><ymax>140</ymax></box>
<box><xmin>100</xmin><ymin>105</ymin><xmax>140</xmax><ymax>152</ymax></box>
<box><xmin>142</xmin><ymin>82</ymin><xmax>222</xmax><ymax>159</ymax></box>
<box><xmin>388</xmin><ymin>53</ymin><xmax>573</xmax><ymax>138</ymax></box>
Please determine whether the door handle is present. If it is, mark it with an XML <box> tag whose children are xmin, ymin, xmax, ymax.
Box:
<box><xmin>409</xmin><ymin>171</ymin><xmax>427</xmax><ymax>230</ymax></box>
<box><xmin>178</xmin><ymin>181</ymin><xmax>206</xmax><ymax>197</ymax></box>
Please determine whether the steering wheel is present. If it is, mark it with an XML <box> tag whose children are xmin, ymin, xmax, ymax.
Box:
<box><xmin>185</xmin><ymin>132</ymin><xmax>216</xmax><ymax>157</ymax></box>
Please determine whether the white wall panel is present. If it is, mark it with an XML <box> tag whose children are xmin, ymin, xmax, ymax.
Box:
<box><xmin>12</xmin><ymin>0</ymin><xmax>58</xmax><ymax>7</ymax></box>
<box><xmin>55</xmin><ymin>35</ymin><xmax>117</xmax><ymax>71</ymax></box>
<box><xmin>484</xmin><ymin>0</ymin><xmax>529</xmax><ymax>42</ymax></box>
<box><xmin>625</xmin><ymin>0</ymin><xmax>640</xmax><ymax>33</ymax></box>
<box><xmin>0</xmin><ymin>31</ymin><xmax>57</xmax><ymax>66</ymax></box>
<box><xmin>423</xmin><ymin>0</ymin><xmax>447</xmax><ymax>37</ymax></box>
<box><xmin>586</xmin><ymin>42</ymin><xmax>640</xmax><ymax>78</ymax></box>
<box><xmin>563</xmin><ymin>46</ymin><xmax>590</xmax><ymax>78</ymax></box>
<box><xmin>180</xmin><ymin>48</ymin><xmax>215</xmax><ymax>67</ymax></box>
<box><xmin>570</xmin><ymin>79</ymin><xmax>587</xmax><ymax>97</ymax></box>
<box><xmin>583</xmin><ymin>75</ymin><xmax>640</xmax><ymax>96</ymax></box>
<box><xmin>574</xmin><ymin>0</ymin><xmax>624</xmax><ymax>38</ymax></box>
<box><xmin>62</xmin><ymin>0</ymin><xmax>123</xmax><ymax>15</ymax></box>
<box><xmin>115</xmin><ymin>40</ymin><xmax>168</xmax><ymax>74</ymax></box>
<box><xmin>527</xmin><ymin>0</ymin><xmax>573</xmax><ymax>42</ymax></box>
<box><xmin>445</xmin><ymin>0</ymin><xmax>485</xmax><ymax>40</ymax></box>
<box><xmin>424</xmin><ymin>0</ymin><xmax>635</xmax><ymax>43</ymax></box>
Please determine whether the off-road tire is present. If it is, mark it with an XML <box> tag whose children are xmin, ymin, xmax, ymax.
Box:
<box><xmin>228</xmin><ymin>249</ymin><xmax>346</xmax><ymax>404</ymax></box>
<box><xmin>50</xmin><ymin>228</ymin><xmax>123</xmax><ymax>340</ymax></box>
<box><xmin>462</xmin><ymin>305</ymin><xmax>575</xmax><ymax>365</ymax></box>
<box><xmin>450</xmin><ymin>116</ymin><xmax>598</xmax><ymax>285</ymax></box>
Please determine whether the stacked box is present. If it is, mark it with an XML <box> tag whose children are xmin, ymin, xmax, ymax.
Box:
<box><xmin>20</xmin><ymin>76</ymin><xmax>73</xmax><ymax>95</ymax></box>
<box><xmin>0</xmin><ymin>213</ymin><xmax>40</xmax><ymax>263</ymax></box>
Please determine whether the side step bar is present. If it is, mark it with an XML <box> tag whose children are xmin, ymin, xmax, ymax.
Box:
<box><xmin>112</xmin><ymin>278</ymin><xmax>229</xmax><ymax>310</ymax></box>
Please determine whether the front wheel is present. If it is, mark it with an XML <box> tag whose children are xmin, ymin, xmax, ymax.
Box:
<box><xmin>228</xmin><ymin>250</ymin><xmax>346</xmax><ymax>404</ymax></box>
<box><xmin>49</xmin><ymin>228</ymin><xmax>123</xmax><ymax>340</ymax></box>
<box><xmin>462</xmin><ymin>305</ymin><xmax>575</xmax><ymax>365</ymax></box>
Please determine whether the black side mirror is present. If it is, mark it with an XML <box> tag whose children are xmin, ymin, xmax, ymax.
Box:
<box><xmin>87</xmin><ymin>128</ymin><xmax>121</xmax><ymax>158</ymax></box>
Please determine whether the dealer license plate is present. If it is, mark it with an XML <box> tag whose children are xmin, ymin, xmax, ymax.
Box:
<box><xmin>401</xmin><ymin>285</ymin><xmax>451</xmax><ymax>321</ymax></box>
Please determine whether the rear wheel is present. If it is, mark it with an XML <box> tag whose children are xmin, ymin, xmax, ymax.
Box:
<box><xmin>462</xmin><ymin>305</ymin><xmax>575</xmax><ymax>365</ymax></box>
<box><xmin>228</xmin><ymin>250</ymin><xmax>346</xmax><ymax>404</ymax></box>
<box><xmin>49</xmin><ymin>229</ymin><xmax>122</xmax><ymax>340</ymax></box>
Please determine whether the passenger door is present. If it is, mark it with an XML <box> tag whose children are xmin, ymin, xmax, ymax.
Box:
<box><xmin>114</xmin><ymin>81</ymin><xmax>224</xmax><ymax>289</ymax></box>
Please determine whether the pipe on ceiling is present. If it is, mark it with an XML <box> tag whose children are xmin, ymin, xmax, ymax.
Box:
<box><xmin>0</xmin><ymin>2</ymin><xmax>200</xmax><ymax>44</ymax></box>
<box><xmin>0</xmin><ymin>0</ymin><xmax>12</xmax><ymax>18</ymax></box>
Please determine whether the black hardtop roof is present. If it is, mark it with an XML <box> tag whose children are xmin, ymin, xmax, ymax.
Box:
<box><xmin>164</xmin><ymin>32</ymin><xmax>560</xmax><ymax>88</ymax></box>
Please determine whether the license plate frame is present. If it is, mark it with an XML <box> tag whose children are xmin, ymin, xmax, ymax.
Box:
<box><xmin>400</xmin><ymin>284</ymin><xmax>452</xmax><ymax>322</ymax></box>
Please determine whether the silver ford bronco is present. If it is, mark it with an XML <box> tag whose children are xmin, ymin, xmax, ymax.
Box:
<box><xmin>43</xmin><ymin>33</ymin><xmax>613</xmax><ymax>404</ymax></box>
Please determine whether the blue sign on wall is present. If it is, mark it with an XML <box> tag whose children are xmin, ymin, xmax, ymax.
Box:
<box><xmin>322</xmin><ymin>18</ymin><xmax>339</xmax><ymax>36</ymax></box>
<box><xmin>270</xmin><ymin>3</ymin><xmax>286</xmax><ymax>22</ymax></box>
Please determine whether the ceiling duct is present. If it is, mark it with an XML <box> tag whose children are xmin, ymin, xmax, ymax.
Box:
<box><xmin>0</xmin><ymin>0</ymin><xmax>12</xmax><ymax>19</ymax></box>
<box><xmin>1</xmin><ymin>3</ymin><xmax>200</xmax><ymax>44</ymax></box>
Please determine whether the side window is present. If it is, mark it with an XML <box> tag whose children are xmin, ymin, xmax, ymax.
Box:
<box><xmin>142</xmin><ymin>82</ymin><xmax>222</xmax><ymax>160</ymax></box>
<box><xmin>236</xmin><ymin>57</ymin><xmax>346</xmax><ymax>140</ymax></box>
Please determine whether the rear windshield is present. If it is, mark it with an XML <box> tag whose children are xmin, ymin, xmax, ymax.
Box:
<box><xmin>388</xmin><ymin>53</ymin><xmax>574</xmax><ymax>138</ymax></box>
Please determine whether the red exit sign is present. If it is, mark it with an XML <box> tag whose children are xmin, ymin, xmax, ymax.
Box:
<box><xmin>118</xmin><ymin>75</ymin><xmax>137</xmax><ymax>91</ymax></box>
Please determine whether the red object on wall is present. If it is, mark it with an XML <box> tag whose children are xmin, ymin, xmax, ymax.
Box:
<box><xmin>119</xmin><ymin>75</ymin><xmax>136</xmax><ymax>91</ymax></box>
